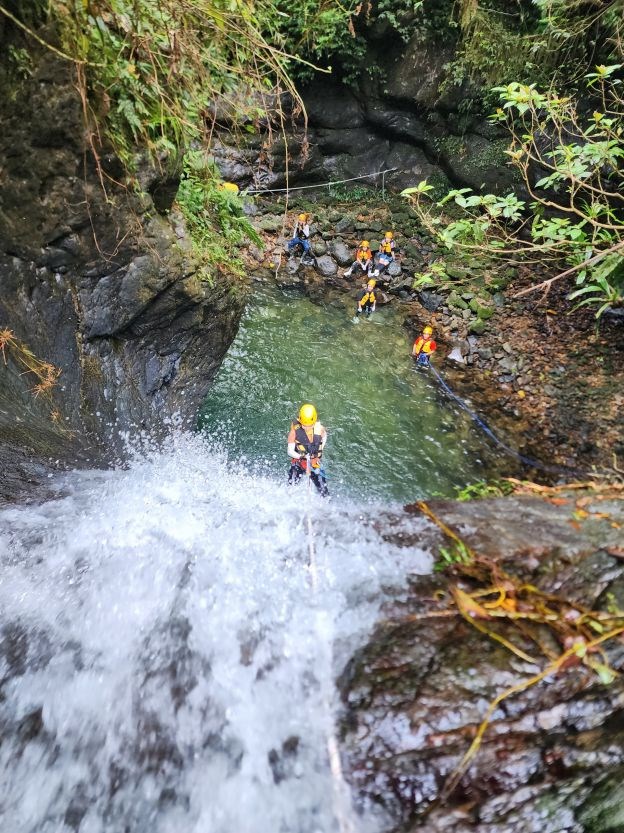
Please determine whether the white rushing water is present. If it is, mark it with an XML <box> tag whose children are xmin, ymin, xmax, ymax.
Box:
<box><xmin>0</xmin><ymin>433</ymin><xmax>432</xmax><ymax>833</ymax></box>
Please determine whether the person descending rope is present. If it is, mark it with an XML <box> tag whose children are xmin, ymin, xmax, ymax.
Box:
<box><xmin>412</xmin><ymin>325</ymin><xmax>437</xmax><ymax>367</ymax></box>
<box><xmin>356</xmin><ymin>279</ymin><xmax>377</xmax><ymax>318</ymax></box>
<box><xmin>287</xmin><ymin>213</ymin><xmax>314</xmax><ymax>264</ymax></box>
<box><xmin>373</xmin><ymin>231</ymin><xmax>396</xmax><ymax>277</ymax></box>
<box><xmin>287</xmin><ymin>403</ymin><xmax>329</xmax><ymax>496</ymax></box>
<box><xmin>344</xmin><ymin>240</ymin><xmax>373</xmax><ymax>278</ymax></box>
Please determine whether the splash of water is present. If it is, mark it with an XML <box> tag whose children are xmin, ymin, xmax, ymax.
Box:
<box><xmin>0</xmin><ymin>433</ymin><xmax>431</xmax><ymax>833</ymax></box>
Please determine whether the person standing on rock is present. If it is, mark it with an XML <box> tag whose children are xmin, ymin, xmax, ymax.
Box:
<box><xmin>344</xmin><ymin>240</ymin><xmax>373</xmax><ymax>278</ymax></box>
<box><xmin>287</xmin><ymin>213</ymin><xmax>314</xmax><ymax>264</ymax></box>
<box><xmin>356</xmin><ymin>279</ymin><xmax>377</xmax><ymax>318</ymax></box>
<box><xmin>287</xmin><ymin>403</ymin><xmax>329</xmax><ymax>496</ymax></box>
<box><xmin>412</xmin><ymin>325</ymin><xmax>437</xmax><ymax>367</ymax></box>
<box><xmin>374</xmin><ymin>231</ymin><xmax>396</xmax><ymax>277</ymax></box>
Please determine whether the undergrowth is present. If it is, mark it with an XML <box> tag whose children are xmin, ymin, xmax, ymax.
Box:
<box><xmin>176</xmin><ymin>151</ymin><xmax>262</xmax><ymax>281</ymax></box>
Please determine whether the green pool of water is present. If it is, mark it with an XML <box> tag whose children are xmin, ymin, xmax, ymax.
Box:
<box><xmin>199</xmin><ymin>283</ymin><xmax>499</xmax><ymax>503</ymax></box>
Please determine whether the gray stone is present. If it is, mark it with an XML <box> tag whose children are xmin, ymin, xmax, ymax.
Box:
<box><xmin>330</xmin><ymin>239</ymin><xmax>352</xmax><ymax>266</ymax></box>
<box><xmin>418</xmin><ymin>290</ymin><xmax>444</xmax><ymax>312</ymax></box>
<box><xmin>335</xmin><ymin>216</ymin><xmax>355</xmax><ymax>234</ymax></box>
<box><xmin>312</xmin><ymin>240</ymin><xmax>327</xmax><ymax>256</ymax></box>
<box><xmin>315</xmin><ymin>255</ymin><xmax>338</xmax><ymax>277</ymax></box>
<box><xmin>386</xmin><ymin>260</ymin><xmax>402</xmax><ymax>278</ymax></box>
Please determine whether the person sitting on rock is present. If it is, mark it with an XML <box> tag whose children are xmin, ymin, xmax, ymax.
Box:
<box><xmin>344</xmin><ymin>241</ymin><xmax>373</xmax><ymax>278</ymax></box>
<box><xmin>287</xmin><ymin>403</ymin><xmax>328</xmax><ymax>496</ymax></box>
<box><xmin>356</xmin><ymin>279</ymin><xmax>377</xmax><ymax>318</ymax></box>
<box><xmin>287</xmin><ymin>213</ymin><xmax>314</xmax><ymax>263</ymax></box>
<box><xmin>412</xmin><ymin>325</ymin><xmax>437</xmax><ymax>367</ymax></box>
<box><xmin>374</xmin><ymin>231</ymin><xmax>396</xmax><ymax>277</ymax></box>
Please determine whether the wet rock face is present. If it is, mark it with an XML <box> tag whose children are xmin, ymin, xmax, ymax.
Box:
<box><xmin>340</xmin><ymin>494</ymin><xmax>624</xmax><ymax>832</ymax></box>
<box><xmin>0</xmin><ymin>48</ymin><xmax>243</xmax><ymax>480</ymax></box>
<box><xmin>211</xmin><ymin>49</ymin><xmax>515</xmax><ymax>196</ymax></box>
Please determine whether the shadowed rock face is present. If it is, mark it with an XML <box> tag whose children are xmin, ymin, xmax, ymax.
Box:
<box><xmin>340</xmin><ymin>494</ymin><xmax>624</xmax><ymax>832</ymax></box>
<box><xmin>0</xmin><ymin>46</ymin><xmax>244</xmax><ymax>496</ymax></box>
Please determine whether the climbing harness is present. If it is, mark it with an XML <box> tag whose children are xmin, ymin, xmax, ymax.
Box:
<box><xmin>427</xmin><ymin>364</ymin><xmax>586</xmax><ymax>478</ymax></box>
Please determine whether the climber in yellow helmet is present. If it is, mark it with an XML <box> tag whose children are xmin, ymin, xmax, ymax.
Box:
<box><xmin>287</xmin><ymin>403</ymin><xmax>328</xmax><ymax>495</ymax></box>
<box><xmin>287</xmin><ymin>212</ymin><xmax>314</xmax><ymax>264</ymax></box>
<box><xmin>412</xmin><ymin>325</ymin><xmax>437</xmax><ymax>368</ymax></box>
<box><xmin>356</xmin><ymin>279</ymin><xmax>377</xmax><ymax>318</ymax></box>
<box><xmin>344</xmin><ymin>240</ymin><xmax>373</xmax><ymax>279</ymax></box>
<box><xmin>373</xmin><ymin>231</ymin><xmax>397</xmax><ymax>278</ymax></box>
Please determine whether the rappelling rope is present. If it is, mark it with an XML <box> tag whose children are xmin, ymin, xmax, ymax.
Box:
<box><xmin>304</xmin><ymin>454</ymin><xmax>355</xmax><ymax>833</ymax></box>
<box><xmin>428</xmin><ymin>364</ymin><xmax>586</xmax><ymax>478</ymax></box>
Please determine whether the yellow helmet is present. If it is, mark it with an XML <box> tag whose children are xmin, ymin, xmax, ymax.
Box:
<box><xmin>360</xmin><ymin>240</ymin><xmax>370</xmax><ymax>248</ymax></box>
<box><xmin>298</xmin><ymin>403</ymin><xmax>317</xmax><ymax>426</ymax></box>
<box><xmin>218</xmin><ymin>181</ymin><xmax>239</xmax><ymax>194</ymax></box>
<box><xmin>384</xmin><ymin>231</ymin><xmax>394</xmax><ymax>238</ymax></box>
<box><xmin>298</xmin><ymin>213</ymin><xmax>307</xmax><ymax>221</ymax></box>
<box><xmin>423</xmin><ymin>325</ymin><xmax>433</xmax><ymax>335</ymax></box>
<box><xmin>367</xmin><ymin>279</ymin><xmax>376</xmax><ymax>288</ymax></box>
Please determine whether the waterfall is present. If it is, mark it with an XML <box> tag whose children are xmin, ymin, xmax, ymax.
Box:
<box><xmin>0</xmin><ymin>433</ymin><xmax>431</xmax><ymax>833</ymax></box>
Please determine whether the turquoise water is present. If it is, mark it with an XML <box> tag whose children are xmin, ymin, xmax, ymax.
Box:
<box><xmin>199</xmin><ymin>283</ymin><xmax>498</xmax><ymax>503</ymax></box>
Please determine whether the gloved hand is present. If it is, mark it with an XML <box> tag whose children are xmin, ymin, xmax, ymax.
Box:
<box><xmin>356</xmin><ymin>308</ymin><xmax>362</xmax><ymax>316</ymax></box>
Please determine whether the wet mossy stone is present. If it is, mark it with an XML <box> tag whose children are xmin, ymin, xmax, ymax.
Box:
<box><xmin>447</xmin><ymin>290</ymin><xmax>469</xmax><ymax>310</ymax></box>
<box><xmin>469</xmin><ymin>298</ymin><xmax>494</xmax><ymax>319</ymax></box>
<box><xmin>469</xmin><ymin>318</ymin><xmax>488</xmax><ymax>335</ymax></box>
<box><xmin>258</xmin><ymin>215</ymin><xmax>282</xmax><ymax>232</ymax></box>
<box><xmin>335</xmin><ymin>216</ymin><xmax>355</xmax><ymax>234</ymax></box>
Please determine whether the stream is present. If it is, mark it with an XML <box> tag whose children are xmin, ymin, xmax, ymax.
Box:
<box><xmin>199</xmin><ymin>283</ymin><xmax>500</xmax><ymax>503</ymax></box>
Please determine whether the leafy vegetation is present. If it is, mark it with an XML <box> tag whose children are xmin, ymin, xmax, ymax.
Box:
<box><xmin>454</xmin><ymin>479</ymin><xmax>514</xmax><ymax>501</ymax></box>
<box><xmin>403</xmin><ymin>64</ymin><xmax>624</xmax><ymax>317</ymax></box>
<box><xmin>176</xmin><ymin>152</ymin><xmax>262</xmax><ymax>280</ymax></box>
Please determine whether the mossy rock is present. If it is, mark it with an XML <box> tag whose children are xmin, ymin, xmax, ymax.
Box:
<box><xmin>469</xmin><ymin>318</ymin><xmax>488</xmax><ymax>335</ymax></box>
<box><xmin>258</xmin><ymin>215</ymin><xmax>282</xmax><ymax>233</ymax></box>
<box><xmin>447</xmin><ymin>290</ymin><xmax>469</xmax><ymax>310</ymax></box>
<box><xmin>469</xmin><ymin>298</ymin><xmax>494</xmax><ymax>319</ymax></box>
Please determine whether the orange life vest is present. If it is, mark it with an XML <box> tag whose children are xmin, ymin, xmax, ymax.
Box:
<box><xmin>413</xmin><ymin>336</ymin><xmax>437</xmax><ymax>356</ymax></box>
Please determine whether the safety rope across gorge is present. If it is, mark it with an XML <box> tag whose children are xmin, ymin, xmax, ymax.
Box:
<box><xmin>245</xmin><ymin>168</ymin><xmax>398</xmax><ymax>195</ymax></box>
<box><xmin>428</xmin><ymin>364</ymin><xmax>586</xmax><ymax>478</ymax></box>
